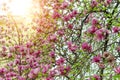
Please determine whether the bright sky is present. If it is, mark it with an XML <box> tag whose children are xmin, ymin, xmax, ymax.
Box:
<box><xmin>0</xmin><ymin>0</ymin><xmax>32</xmax><ymax>16</ymax></box>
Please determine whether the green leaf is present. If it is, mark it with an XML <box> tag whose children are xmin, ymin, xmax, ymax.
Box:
<box><xmin>113</xmin><ymin>74</ymin><xmax>120</xmax><ymax>80</ymax></box>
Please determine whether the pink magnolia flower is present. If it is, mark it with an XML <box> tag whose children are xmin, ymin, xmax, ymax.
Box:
<box><xmin>9</xmin><ymin>46</ymin><xmax>15</xmax><ymax>52</ymax></box>
<box><xmin>59</xmin><ymin>65</ymin><xmax>71</xmax><ymax>75</ymax></box>
<box><xmin>95</xmin><ymin>28</ymin><xmax>109</xmax><ymax>41</ymax></box>
<box><xmin>24</xmin><ymin>65</ymin><xmax>30</xmax><ymax>69</ymax></box>
<box><xmin>5</xmin><ymin>78</ymin><xmax>12</xmax><ymax>80</ymax></box>
<box><xmin>114</xmin><ymin>66</ymin><xmax>120</xmax><ymax>74</ymax></box>
<box><xmin>32</xmin><ymin>62</ymin><xmax>39</xmax><ymax>68</ymax></box>
<box><xmin>71</xmin><ymin>10</ymin><xmax>78</xmax><ymax>17</ymax></box>
<box><xmin>106</xmin><ymin>0</ymin><xmax>112</xmax><ymax>4</ymax></box>
<box><xmin>67</xmin><ymin>41</ymin><xmax>78</xmax><ymax>52</ymax></box>
<box><xmin>49</xmin><ymin>51</ymin><xmax>55</xmax><ymax>58</ymax></box>
<box><xmin>5</xmin><ymin>72</ymin><xmax>17</xmax><ymax>78</ymax></box>
<box><xmin>33</xmin><ymin>67</ymin><xmax>40</xmax><ymax>74</ymax></box>
<box><xmin>52</xmin><ymin>11</ymin><xmax>61</xmax><ymax>19</ymax></box>
<box><xmin>112</xmin><ymin>26</ymin><xmax>120</xmax><ymax>33</ymax></box>
<box><xmin>7</xmin><ymin>53</ymin><xmax>12</xmax><ymax>58</ymax></box>
<box><xmin>92</xmin><ymin>54</ymin><xmax>101</xmax><ymax>63</ymax></box>
<box><xmin>0</xmin><ymin>68</ymin><xmax>7</xmax><ymax>74</ymax></box>
<box><xmin>67</xmin><ymin>10</ymin><xmax>78</xmax><ymax>19</ymax></box>
<box><xmin>68</xmin><ymin>45</ymin><xmax>78</xmax><ymax>52</ymax></box>
<box><xmin>93</xmin><ymin>74</ymin><xmax>101</xmax><ymax>80</ymax></box>
<box><xmin>14</xmin><ymin>59</ymin><xmax>20</xmax><ymax>65</ymax></box>
<box><xmin>19</xmin><ymin>46</ymin><xmax>25</xmax><ymax>52</ymax></box>
<box><xmin>36</xmin><ymin>27</ymin><xmax>42</xmax><ymax>33</ymax></box>
<box><xmin>7</xmin><ymin>62</ymin><xmax>13</xmax><ymax>67</ymax></box>
<box><xmin>60</xmin><ymin>1</ymin><xmax>69</xmax><ymax>9</ymax></box>
<box><xmin>63</xmin><ymin>15</ymin><xmax>70</xmax><ymax>21</ymax></box>
<box><xmin>68</xmin><ymin>13</ymin><xmax>74</xmax><ymax>19</ymax></box>
<box><xmin>81</xmin><ymin>42</ymin><xmax>92</xmax><ymax>52</ymax></box>
<box><xmin>18</xmin><ymin>76</ymin><xmax>25</xmax><ymax>80</ymax></box>
<box><xmin>33</xmin><ymin>50</ymin><xmax>41</xmax><ymax>57</ymax></box>
<box><xmin>57</xmin><ymin>29</ymin><xmax>64</xmax><ymax>36</ymax></box>
<box><xmin>92</xmin><ymin>18</ymin><xmax>98</xmax><ymax>25</ymax></box>
<box><xmin>67</xmin><ymin>24</ymin><xmax>73</xmax><ymax>29</ymax></box>
<box><xmin>18</xmin><ymin>65</ymin><xmax>24</xmax><ymax>71</ymax></box>
<box><xmin>87</xmin><ymin>26</ymin><xmax>98</xmax><ymax>34</ymax></box>
<box><xmin>28</xmin><ymin>67</ymin><xmax>40</xmax><ymax>79</ymax></box>
<box><xmin>95</xmin><ymin>29</ymin><xmax>104</xmax><ymax>41</ymax></box>
<box><xmin>2</xmin><ymin>46</ymin><xmax>7</xmax><ymax>51</ymax></box>
<box><xmin>56</xmin><ymin>57</ymin><xmax>65</xmax><ymax>65</ymax></box>
<box><xmin>91</xmin><ymin>0</ymin><xmax>98</xmax><ymax>7</ymax></box>
<box><xmin>14</xmin><ymin>45</ymin><xmax>20</xmax><ymax>49</ymax></box>
<box><xmin>26</xmin><ymin>42</ymin><xmax>33</xmax><ymax>48</ymax></box>
<box><xmin>49</xmin><ymin>70</ymin><xmax>56</xmax><ymax>77</ymax></box>
<box><xmin>66</xmin><ymin>41</ymin><xmax>72</xmax><ymax>47</ymax></box>
<box><xmin>70</xmin><ymin>0</ymin><xmax>73</xmax><ymax>2</ymax></box>
<box><xmin>97</xmin><ymin>63</ymin><xmax>105</xmax><ymax>69</ymax></box>
<box><xmin>28</xmin><ymin>72</ymin><xmax>35</xmax><ymax>79</ymax></box>
<box><xmin>65</xmin><ymin>66</ymin><xmax>71</xmax><ymax>72</ymax></box>
<box><xmin>46</xmin><ymin>77</ymin><xmax>54</xmax><ymax>80</ymax></box>
<box><xmin>42</xmin><ymin>65</ymin><xmax>50</xmax><ymax>74</ymax></box>
<box><xmin>48</xmin><ymin>34</ymin><xmax>57</xmax><ymax>42</ymax></box>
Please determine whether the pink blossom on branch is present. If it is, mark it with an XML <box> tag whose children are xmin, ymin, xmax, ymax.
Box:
<box><xmin>26</xmin><ymin>42</ymin><xmax>33</xmax><ymax>48</ymax></box>
<box><xmin>63</xmin><ymin>10</ymin><xmax>78</xmax><ymax>22</ymax></box>
<box><xmin>48</xmin><ymin>34</ymin><xmax>57</xmax><ymax>42</ymax></box>
<box><xmin>52</xmin><ymin>11</ymin><xmax>61</xmax><ymax>19</ymax></box>
<box><xmin>87</xmin><ymin>26</ymin><xmax>98</xmax><ymax>34</ymax></box>
<box><xmin>17</xmin><ymin>76</ymin><xmax>25</xmax><ymax>80</ymax></box>
<box><xmin>91</xmin><ymin>0</ymin><xmax>98</xmax><ymax>7</ymax></box>
<box><xmin>92</xmin><ymin>54</ymin><xmax>101</xmax><ymax>63</ymax></box>
<box><xmin>69</xmin><ymin>45</ymin><xmax>78</xmax><ymax>52</ymax></box>
<box><xmin>9</xmin><ymin>46</ymin><xmax>15</xmax><ymax>52</ymax></box>
<box><xmin>66</xmin><ymin>41</ymin><xmax>72</xmax><ymax>47</ymax></box>
<box><xmin>106</xmin><ymin>0</ymin><xmax>112</xmax><ymax>5</ymax></box>
<box><xmin>28</xmin><ymin>67</ymin><xmax>40</xmax><ymax>79</ymax></box>
<box><xmin>67</xmin><ymin>24</ymin><xmax>73</xmax><ymax>29</ymax></box>
<box><xmin>81</xmin><ymin>42</ymin><xmax>92</xmax><ymax>52</ymax></box>
<box><xmin>97</xmin><ymin>62</ymin><xmax>105</xmax><ymax>69</ymax></box>
<box><xmin>63</xmin><ymin>15</ymin><xmax>70</xmax><ymax>22</ymax></box>
<box><xmin>60</xmin><ymin>1</ymin><xmax>69</xmax><ymax>9</ymax></box>
<box><xmin>67</xmin><ymin>41</ymin><xmax>78</xmax><ymax>52</ymax></box>
<box><xmin>57</xmin><ymin>29</ymin><xmax>65</xmax><ymax>36</ymax></box>
<box><xmin>112</xmin><ymin>26</ymin><xmax>120</xmax><ymax>33</ymax></box>
<box><xmin>2</xmin><ymin>46</ymin><xmax>7</xmax><ymax>52</ymax></box>
<box><xmin>49</xmin><ymin>70</ymin><xmax>56</xmax><ymax>77</ymax></box>
<box><xmin>56</xmin><ymin>57</ymin><xmax>65</xmax><ymax>65</ymax></box>
<box><xmin>92</xmin><ymin>18</ymin><xmax>99</xmax><ymax>25</ymax></box>
<box><xmin>71</xmin><ymin>10</ymin><xmax>78</xmax><ymax>17</ymax></box>
<box><xmin>93</xmin><ymin>74</ymin><xmax>101</xmax><ymax>80</ymax></box>
<box><xmin>49</xmin><ymin>51</ymin><xmax>55</xmax><ymax>58</ymax></box>
<box><xmin>94</xmin><ymin>28</ymin><xmax>109</xmax><ymax>41</ymax></box>
<box><xmin>68</xmin><ymin>10</ymin><xmax>78</xmax><ymax>19</ymax></box>
<box><xmin>114</xmin><ymin>66</ymin><xmax>120</xmax><ymax>74</ymax></box>
<box><xmin>58</xmin><ymin>65</ymin><xmax>71</xmax><ymax>75</ymax></box>
<box><xmin>46</xmin><ymin>77</ymin><xmax>54</xmax><ymax>80</ymax></box>
<box><xmin>0</xmin><ymin>68</ymin><xmax>7</xmax><ymax>74</ymax></box>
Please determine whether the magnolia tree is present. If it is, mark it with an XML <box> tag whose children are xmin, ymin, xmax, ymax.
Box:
<box><xmin>0</xmin><ymin>0</ymin><xmax>120</xmax><ymax>80</ymax></box>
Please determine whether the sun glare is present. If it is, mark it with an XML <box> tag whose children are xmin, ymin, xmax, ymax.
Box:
<box><xmin>0</xmin><ymin>0</ymin><xmax>32</xmax><ymax>16</ymax></box>
<box><xmin>9</xmin><ymin>0</ymin><xmax>32</xmax><ymax>16</ymax></box>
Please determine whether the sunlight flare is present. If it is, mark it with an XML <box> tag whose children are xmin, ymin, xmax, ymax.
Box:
<box><xmin>9</xmin><ymin>0</ymin><xmax>32</xmax><ymax>16</ymax></box>
<box><xmin>0</xmin><ymin>0</ymin><xmax>32</xmax><ymax>16</ymax></box>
